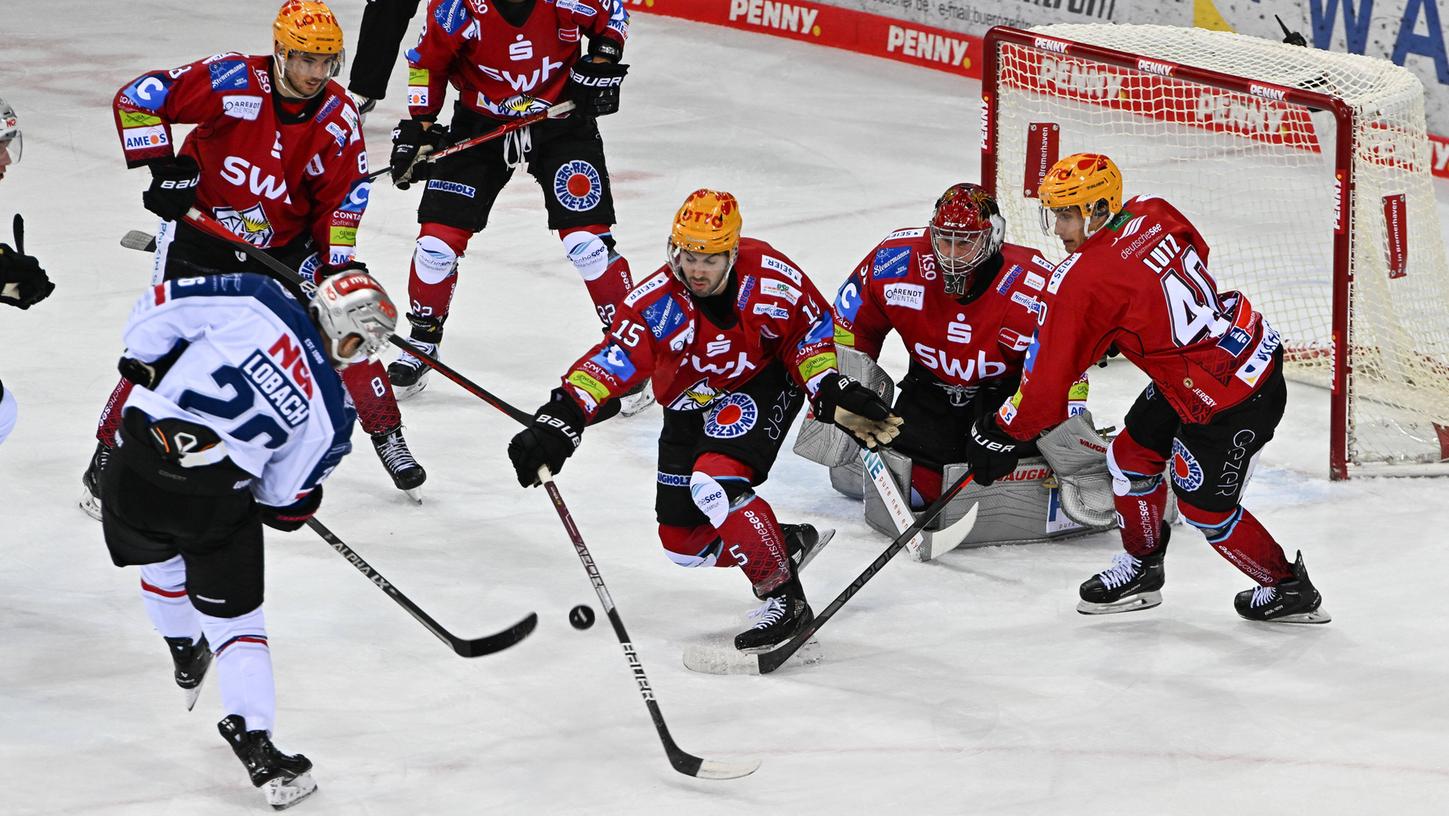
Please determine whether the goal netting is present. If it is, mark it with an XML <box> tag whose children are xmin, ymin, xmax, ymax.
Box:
<box><xmin>983</xmin><ymin>24</ymin><xmax>1449</xmax><ymax>478</ymax></box>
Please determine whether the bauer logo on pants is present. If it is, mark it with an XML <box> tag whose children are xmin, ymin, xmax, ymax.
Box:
<box><xmin>553</xmin><ymin>160</ymin><xmax>603</xmax><ymax>212</ymax></box>
<box><xmin>704</xmin><ymin>393</ymin><xmax>758</xmax><ymax>439</ymax></box>
<box><xmin>1170</xmin><ymin>439</ymin><xmax>1204</xmax><ymax>492</ymax></box>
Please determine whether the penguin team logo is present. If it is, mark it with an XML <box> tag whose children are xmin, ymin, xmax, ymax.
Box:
<box><xmin>704</xmin><ymin>393</ymin><xmax>758</xmax><ymax>439</ymax></box>
<box><xmin>1170</xmin><ymin>439</ymin><xmax>1204</xmax><ymax>492</ymax></box>
<box><xmin>553</xmin><ymin>160</ymin><xmax>602</xmax><ymax>212</ymax></box>
<box><xmin>214</xmin><ymin>203</ymin><xmax>274</xmax><ymax>248</ymax></box>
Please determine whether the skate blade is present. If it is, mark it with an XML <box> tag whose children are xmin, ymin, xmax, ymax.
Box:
<box><xmin>1249</xmin><ymin>606</ymin><xmax>1332</xmax><ymax>625</ymax></box>
<box><xmin>682</xmin><ymin>635</ymin><xmax>821</xmax><ymax>675</ymax></box>
<box><xmin>263</xmin><ymin>773</ymin><xmax>317</xmax><ymax>811</ymax></box>
<box><xmin>1077</xmin><ymin>591</ymin><xmax>1163</xmax><ymax>615</ymax></box>
<box><xmin>391</xmin><ymin>377</ymin><xmax>428</xmax><ymax>402</ymax></box>
<box><xmin>403</xmin><ymin>487</ymin><xmax>424</xmax><ymax>505</ymax></box>
<box><xmin>78</xmin><ymin>488</ymin><xmax>103</xmax><ymax>522</ymax></box>
<box><xmin>795</xmin><ymin>528</ymin><xmax>835</xmax><ymax>572</ymax></box>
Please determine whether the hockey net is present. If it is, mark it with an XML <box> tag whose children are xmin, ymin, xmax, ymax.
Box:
<box><xmin>983</xmin><ymin>24</ymin><xmax>1449</xmax><ymax>479</ymax></box>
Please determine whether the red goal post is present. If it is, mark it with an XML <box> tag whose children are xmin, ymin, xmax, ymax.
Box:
<box><xmin>981</xmin><ymin>24</ymin><xmax>1449</xmax><ymax>480</ymax></box>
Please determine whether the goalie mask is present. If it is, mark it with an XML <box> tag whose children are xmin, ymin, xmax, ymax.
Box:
<box><xmin>309</xmin><ymin>272</ymin><xmax>398</xmax><ymax>367</ymax></box>
<box><xmin>0</xmin><ymin>97</ymin><xmax>20</xmax><ymax>170</ymax></box>
<box><xmin>929</xmin><ymin>183</ymin><xmax>1004</xmax><ymax>296</ymax></box>
<box><xmin>1038</xmin><ymin>153</ymin><xmax>1122</xmax><ymax>240</ymax></box>
<box><xmin>272</xmin><ymin>0</ymin><xmax>346</xmax><ymax>100</ymax></box>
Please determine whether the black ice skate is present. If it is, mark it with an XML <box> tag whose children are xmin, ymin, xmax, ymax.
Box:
<box><xmin>78</xmin><ymin>441</ymin><xmax>111</xmax><ymax>521</ymax></box>
<box><xmin>782</xmin><ymin>523</ymin><xmax>835</xmax><ymax>572</ymax></box>
<box><xmin>218</xmin><ymin>715</ymin><xmax>318</xmax><ymax>811</ymax></box>
<box><xmin>1235</xmin><ymin>551</ymin><xmax>1331</xmax><ymax>624</ymax></box>
<box><xmin>164</xmin><ymin>635</ymin><xmax>213</xmax><ymax>711</ymax></box>
<box><xmin>371</xmin><ymin>425</ymin><xmax>426</xmax><ymax>503</ymax></box>
<box><xmin>385</xmin><ymin>338</ymin><xmax>436</xmax><ymax>401</ymax></box>
<box><xmin>735</xmin><ymin>575</ymin><xmax>813</xmax><ymax>654</ymax></box>
<box><xmin>1078</xmin><ymin>537</ymin><xmax>1168</xmax><ymax>615</ymax></box>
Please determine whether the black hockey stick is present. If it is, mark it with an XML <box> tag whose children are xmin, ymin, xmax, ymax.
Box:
<box><xmin>537</xmin><ymin>467</ymin><xmax>761</xmax><ymax>780</ymax></box>
<box><xmin>119</xmin><ymin>211</ymin><xmax>532</xmax><ymax>423</ymax></box>
<box><xmin>754</xmin><ymin>469</ymin><xmax>978</xmax><ymax>675</ymax></box>
<box><xmin>366</xmin><ymin>100</ymin><xmax>575</xmax><ymax>183</ymax></box>
<box><xmin>307</xmin><ymin>518</ymin><xmax>537</xmax><ymax>658</ymax></box>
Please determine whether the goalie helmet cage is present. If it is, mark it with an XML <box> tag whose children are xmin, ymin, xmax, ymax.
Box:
<box><xmin>981</xmin><ymin>24</ymin><xmax>1449</xmax><ymax>479</ymax></box>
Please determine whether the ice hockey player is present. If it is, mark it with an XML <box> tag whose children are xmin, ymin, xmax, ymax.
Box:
<box><xmin>346</xmin><ymin>0</ymin><xmax>421</xmax><ymax>119</ymax></box>
<box><xmin>505</xmin><ymin>189</ymin><xmax>901</xmax><ymax>653</ymax></box>
<box><xmin>1</xmin><ymin>97</ymin><xmax>58</xmax><ymax>445</ymax></box>
<box><xmin>385</xmin><ymin>0</ymin><xmax>649</xmax><ymax>412</ymax></box>
<box><xmin>810</xmin><ymin>183</ymin><xmax>1097</xmax><ymax>537</ymax></box>
<box><xmin>82</xmin><ymin>1</ymin><xmax>426</xmax><ymax>520</ymax></box>
<box><xmin>962</xmin><ymin>153</ymin><xmax>1329</xmax><ymax>624</ymax></box>
<box><xmin>102</xmin><ymin>269</ymin><xmax>398</xmax><ymax>810</ymax></box>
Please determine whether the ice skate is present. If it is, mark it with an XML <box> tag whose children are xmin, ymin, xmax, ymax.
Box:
<box><xmin>78</xmin><ymin>441</ymin><xmax>110</xmax><ymax>521</ymax></box>
<box><xmin>385</xmin><ymin>338</ymin><xmax>436</xmax><ymax>401</ymax></box>
<box><xmin>1078</xmin><ymin>547</ymin><xmax>1166</xmax><ymax>615</ymax></box>
<box><xmin>164</xmin><ymin>635</ymin><xmax>212</xmax><ymax>711</ymax></box>
<box><xmin>781</xmin><ymin>523</ymin><xmax>834</xmax><ymax>572</ymax></box>
<box><xmin>735</xmin><ymin>575</ymin><xmax>813</xmax><ymax>654</ymax></box>
<box><xmin>619</xmin><ymin>379</ymin><xmax>655</xmax><ymax>417</ymax></box>
<box><xmin>371</xmin><ymin>425</ymin><xmax>426</xmax><ymax>503</ymax></box>
<box><xmin>218</xmin><ymin>715</ymin><xmax>318</xmax><ymax>811</ymax></box>
<box><xmin>1235</xmin><ymin>551</ymin><xmax>1331</xmax><ymax>624</ymax></box>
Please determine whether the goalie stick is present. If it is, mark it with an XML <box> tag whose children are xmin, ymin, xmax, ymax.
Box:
<box><xmin>307</xmin><ymin>518</ymin><xmax>537</xmax><ymax>658</ymax></box>
<box><xmin>368</xmin><ymin>100</ymin><xmax>576</xmax><ymax>183</ymax></box>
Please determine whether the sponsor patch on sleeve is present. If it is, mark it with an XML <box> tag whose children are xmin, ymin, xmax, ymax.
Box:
<box><xmin>567</xmin><ymin>370</ymin><xmax>611</xmax><ymax>403</ymax></box>
<box><xmin>872</xmin><ymin>245</ymin><xmax>911</xmax><ymax>280</ymax></box>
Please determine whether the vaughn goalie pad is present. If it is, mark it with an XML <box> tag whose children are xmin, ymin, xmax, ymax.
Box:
<box><xmin>794</xmin><ymin>348</ymin><xmax>894</xmax><ymax>471</ymax></box>
<box><xmin>1035</xmin><ymin>410</ymin><xmax>1115</xmax><ymax>529</ymax></box>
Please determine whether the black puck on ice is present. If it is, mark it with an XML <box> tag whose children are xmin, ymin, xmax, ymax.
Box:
<box><xmin>568</xmin><ymin>604</ymin><xmax>595</xmax><ymax>630</ymax></box>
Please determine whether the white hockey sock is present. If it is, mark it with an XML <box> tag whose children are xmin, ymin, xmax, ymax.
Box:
<box><xmin>201</xmin><ymin>607</ymin><xmax>277</xmax><ymax>733</ymax></box>
<box><xmin>138</xmin><ymin>556</ymin><xmax>202</xmax><ymax>642</ymax></box>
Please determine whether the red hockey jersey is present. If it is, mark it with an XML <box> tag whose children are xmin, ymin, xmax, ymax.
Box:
<box><xmin>113</xmin><ymin>53</ymin><xmax>369</xmax><ymax>267</ymax></box>
<box><xmin>998</xmin><ymin>195</ymin><xmax>1282</xmax><ymax>440</ymax></box>
<box><xmin>405</xmin><ymin>0</ymin><xmax>628</xmax><ymax>121</ymax></box>
<box><xmin>558</xmin><ymin>238</ymin><xmax>836</xmax><ymax>419</ymax></box>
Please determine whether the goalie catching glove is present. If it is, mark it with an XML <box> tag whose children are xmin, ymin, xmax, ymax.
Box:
<box><xmin>810</xmin><ymin>372</ymin><xmax>902</xmax><ymax>450</ymax></box>
<box><xmin>507</xmin><ymin>390</ymin><xmax>585</xmax><ymax>487</ymax></box>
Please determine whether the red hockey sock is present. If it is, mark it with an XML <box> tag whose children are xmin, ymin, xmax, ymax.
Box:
<box><xmin>911</xmin><ymin>463</ymin><xmax>942</xmax><ymax>504</ymax></box>
<box><xmin>96</xmin><ymin>377</ymin><xmax>135</xmax><ymax>447</ymax></box>
<box><xmin>1108</xmin><ymin>428</ymin><xmax>1170</xmax><ymax>557</ymax></box>
<box><xmin>1179</xmin><ymin>502</ymin><xmax>1294</xmax><ymax>585</ymax></box>
<box><xmin>407</xmin><ymin>223</ymin><xmax>471</xmax><ymax>325</ymax></box>
<box><xmin>560</xmin><ymin>225</ymin><xmax>634</xmax><ymax>326</ymax></box>
<box><xmin>657</xmin><ymin>524</ymin><xmax>728</xmax><ymax>568</ymax></box>
<box><xmin>342</xmin><ymin>359</ymin><xmax>402</xmax><ymax>434</ymax></box>
<box><xmin>715</xmin><ymin>494</ymin><xmax>792</xmax><ymax>596</ymax></box>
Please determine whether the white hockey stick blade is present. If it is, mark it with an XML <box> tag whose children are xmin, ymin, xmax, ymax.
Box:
<box><xmin>120</xmin><ymin>230</ymin><xmax>157</xmax><ymax>252</ymax></box>
<box><xmin>916</xmin><ymin>502</ymin><xmax>980</xmax><ymax>562</ymax></box>
<box><xmin>682</xmin><ymin>634</ymin><xmax>822</xmax><ymax>675</ymax></box>
<box><xmin>693</xmin><ymin>756</ymin><xmax>764</xmax><ymax>780</ymax></box>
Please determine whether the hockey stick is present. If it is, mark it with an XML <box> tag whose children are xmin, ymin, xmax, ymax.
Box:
<box><xmin>119</xmin><ymin>211</ymin><xmax>532</xmax><ymax>424</ymax></box>
<box><xmin>307</xmin><ymin>518</ymin><xmax>537</xmax><ymax>657</ymax></box>
<box><xmin>861</xmin><ymin>448</ymin><xmax>977</xmax><ymax>562</ymax></box>
<box><xmin>752</xmin><ymin>470</ymin><xmax>978</xmax><ymax>675</ymax></box>
<box><xmin>1</xmin><ymin>214</ymin><xmax>22</xmax><ymax>300</ymax></box>
<box><xmin>366</xmin><ymin>100</ymin><xmax>576</xmax><ymax>183</ymax></box>
<box><xmin>536</xmin><ymin>466</ymin><xmax>761</xmax><ymax>780</ymax></box>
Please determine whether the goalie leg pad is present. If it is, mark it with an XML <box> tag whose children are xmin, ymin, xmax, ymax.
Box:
<box><xmin>794</xmin><ymin>347</ymin><xmax>893</xmax><ymax>469</ymax></box>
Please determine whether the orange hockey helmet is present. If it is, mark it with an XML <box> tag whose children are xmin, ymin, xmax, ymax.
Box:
<box><xmin>272</xmin><ymin>1</ymin><xmax>345</xmax><ymax>98</ymax></box>
<box><xmin>667</xmin><ymin>189</ymin><xmax>743</xmax><ymax>276</ymax></box>
<box><xmin>1038</xmin><ymin>153</ymin><xmax>1123</xmax><ymax>237</ymax></box>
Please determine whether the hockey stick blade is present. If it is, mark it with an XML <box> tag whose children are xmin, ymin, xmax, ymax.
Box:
<box><xmin>692</xmin><ymin>756</ymin><xmax>763</xmax><ymax>780</ymax></box>
<box><xmin>916</xmin><ymin>502</ymin><xmax>980</xmax><ymax>561</ymax></box>
<box><xmin>120</xmin><ymin>230</ymin><xmax>157</xmax><ymax>252</ymax></box>
<box><xmin>307</xmin><ymin>518</ymin><xmax>537</xmax><ymax>658</ymax></box>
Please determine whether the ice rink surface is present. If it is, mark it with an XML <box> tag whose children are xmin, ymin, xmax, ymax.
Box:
<box><xmin>4</xmin><ymin>4</ymin><xmax>1449</xmax><ymax>814</ymax></box>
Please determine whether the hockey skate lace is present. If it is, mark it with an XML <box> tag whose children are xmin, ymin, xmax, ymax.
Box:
<box><xmin>396</xmin><ymin>341</ymin><xmax>435</xmax><ymax>371</ymax></box>
<box><xmin>1097</xmin><ymin>552</ymin><xmax>1143</xmax><ymax>590</ymax></box>
<box><xmin>1248</xmin><ymin>585</ymin><xmax>1278</xmax><ymax>608</ymax></box>
<box><xmin>746</xmin><ymin>596</ymin><xmax>787</xmax><ymax>629</ymax></box>
<box><xmin>376</xmin><ymin>433</ymin><xmax>418</xmax><ymax>472</ymax></box>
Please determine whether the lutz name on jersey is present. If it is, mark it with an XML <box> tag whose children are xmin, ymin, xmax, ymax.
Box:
<box><xmin>558</xmin><ymin>238</ymin><xmax>836</xmax><ymax>418</ymax></box>
<box><xmin>113</xmin><ymin>52</ymin><xmax>369</xmax><ymax>267</ymax></box>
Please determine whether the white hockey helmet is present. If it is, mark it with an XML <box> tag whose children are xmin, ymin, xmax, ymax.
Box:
<box><xmin>0</xmin><ymin>97</ymin><xmax>21</xmax><ymax>169</ymax></box>
<box><xmin>309</xmin><ymin>271</ymin><xmax>398</xmax><ymax>367</ymax></box>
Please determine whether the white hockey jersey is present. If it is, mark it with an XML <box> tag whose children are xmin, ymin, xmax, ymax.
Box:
<box><xmin>120</xmin><ymin>273</ymin><xmax>355</xmax><ymax>507</ymax></box>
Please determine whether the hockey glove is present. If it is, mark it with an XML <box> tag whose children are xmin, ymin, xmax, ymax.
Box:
<box><xmin>963</xmin><ymin>414</ymin><xmax>1023</xmax><ymax>487</ymax></box>
<box><xmin>507</xmin><ymin>391</ymin><xmax>585</xmax><ymax>487</ymax></box>
<box><xmin>118</xmin><ymin>341</ymin><xmax>188</xmax><ymax>390</ymax></box>
<box><xmin>142</xmin><ymin>155</ymin><xmax>201</xmax><ymax>221</ymax></box>
<box><xmin>811</xmin><ymin>372</ymin><xmax>903</xmax><ymax>450</ymax></box>
<box><xmin>260</xmin><ymin>486</ymin><xmax>323</xmax><ymax>533</ymax></box>
<box><xmin>0</xmin><ymin>243</ymin><xmax>55</xmax><ymax>309</ymax></box>
<box><xmin>568</xmin><ymin>59</ymin><xmax>629</xmax><ymax>117</ymax></box>
<box><xmin>389</xmin><ymin>119</ymin><xmax>445</xmax><ymax>189</ymax></box>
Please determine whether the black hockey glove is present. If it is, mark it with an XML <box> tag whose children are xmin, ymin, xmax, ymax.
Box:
<box><xmin>507</xmin><ymin>390</ymin><xmax>585</xmax><ymax>487</ymax></box>
<box><xmin>142</xmin><ymin>155</ymin><xmax>201</xmax><ymax>221</ymax></box>
<box><xmin>568</xmin><ymin>59</ymin><xmax>629</xmax><ymax>117</ymax></box>
<box><xmin>260</xmin><ymin>486</ymin><xmax>323</xmax><ymax>533</ymax></box>
<box><xmin>118</xmin><ymin>340</ymin><xmax>188</xmax><ymax>390</ymax></box>
<box><xmin>963</xmin><ymin>414</ymin><xmax>1023</xmax><ymax>487</ymax></box>
<box><xmin>389</xmin><ymin>119</ymin><xmax>446</xmax><ymax>189</ymax></box>
<box><xmin>0</xmin><ymin>243</ymin><xmax>55</xmax><ymax>309</ymax></box>
<box><xmin>811</xmin><ymin>372</ymin><xmax>903</xmax><ymax>450</ymax></box>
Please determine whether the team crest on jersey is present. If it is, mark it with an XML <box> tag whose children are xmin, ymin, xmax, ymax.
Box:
<box><xmin>667</xmin><ymin>378</ymin><xmax>721</xmax><ymax>411</ymax></box>
<box><xmin>704</xmin><ymin>393</ymin><xmax>758</xmax><ymax>439</ymax></box>
<box><xmin>214</xmin><ymin>204</ymin><xmax>274</xmax><ymax>247</ymax></box>
<box><xmin>872</xmin><ymin>246</ymin><xmax>911</xmax><ymax>280</ymax></box>
<box><xmin>1170</xmin><ymin>439</ymin><xmax>1204</xmax><ymax>492</ymax></box>
<box><xmin>553</xmin><ymin>160</ymin><xmax>603</xmax><ymax>212</ymax></box>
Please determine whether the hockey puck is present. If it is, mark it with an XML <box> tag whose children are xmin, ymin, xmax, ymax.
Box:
<box><xmin>568</xmin><ymin>605</ymin><xmax>595</xmax><ymax>630</ymax></box>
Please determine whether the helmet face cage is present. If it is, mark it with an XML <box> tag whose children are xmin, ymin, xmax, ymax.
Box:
<box><xmin>0</xmin><ymin>97</ymin><xmax>20</xmax><ymax>168</ymax></box>
<box><xmin>929</xmin><ymin>183</ymin><xmax>1003</xmax><ymax>296</ymax></box>
<box><xmin>310</xmin><ymin>273</ymin><xmax>398</xmax><ymax>367</ymax></box>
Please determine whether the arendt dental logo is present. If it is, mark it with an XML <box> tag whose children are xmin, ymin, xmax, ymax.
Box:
<box><xmin>886</xmin><ymin>26</ymin><xmax>970</xmax><ymax>68</ymax></box>
<box><xmin>553</xmin><ymin>160</ymin><xmax>602</xmax><ymax>212</ymax></box>
<box><xmin>728</xmin><ymin>0</ymin><xmax>820</xmax><ymax>37</ymax></box>
<box><xmin>214</xmin><ymin>203</ymin><xmax>274</xmax><ymax>247</ymax></box>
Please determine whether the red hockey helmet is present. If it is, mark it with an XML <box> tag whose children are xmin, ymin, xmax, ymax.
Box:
<box><xmin>929</xmin><ymin>183</ymin><xmax>1004</xmax><ymax>296</ymax></box>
